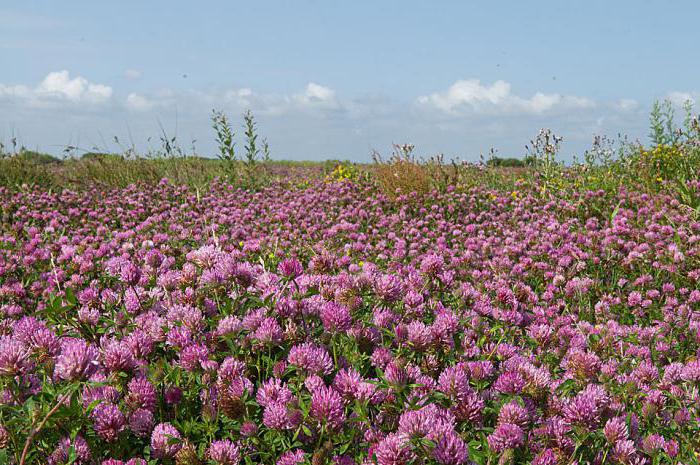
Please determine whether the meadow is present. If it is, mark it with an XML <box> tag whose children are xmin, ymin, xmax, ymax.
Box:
<box><xmin>0</xmin><ymin>101</ymin><xmax>700</xmax><ymax>464</ymax></box>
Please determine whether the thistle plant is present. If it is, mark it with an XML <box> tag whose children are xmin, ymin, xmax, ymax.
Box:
<box><xmin>525</xmin><ymin>128</ymin><xmax>563</xmax><ymax>192</ymax></box>
<box><xmin>212</xmin><ymin>109</ymin><xmax>237</xmax><ymax>180</ymax></box>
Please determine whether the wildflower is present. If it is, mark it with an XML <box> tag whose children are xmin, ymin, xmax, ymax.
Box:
<box><xmin>603</xmin><ymin>416</ymin><xmax>628</xmax><ymax>444</ymax></box>
<box><xmin>54</xmin><ymin>338</ymin><xmax>100</xmax><ymax>381</ymax></box>
<box><xmin>497</xmin><ymin>401</ymin><xmax>530</xmax><ymax>428</ymax></box>
<box><xmin>151</xmin><ymin>423</ymin><xmax>182</xmax><ymax>458</ymax></box>
<box><xmin>48</xmin><ymin>435</ymin><xmax>91</xmax><ymax>465</ymax></box>
<box><xmin>278</xmin><ymin>258</ymin><xmax>303</xmax><ymax>279</ymax></box>
<box><xmin>374</xmin><ymin>433</ymin><xmax>414</xmax><ymax>465</ymax></box>
<box><xmin>263</xmin><ymin>402</ymin><xmax>296</xmax><ymax>430</ymax></box>
<box><xmin>288</xmin><ymin>342</ymin><xmax>333</xmax><ymax>375</ymax></box>
<box><xmin>129</xmin><ymin>408</ymin><xmax>155</xmax><ymax>437</ymax></box>
<box><xmin>310</xmin><ymin>385</ymin><xmax>346</xmax><ymax>429</ymax></box>
<box><xmin>102</xmin><ymin>337</ymin><xmax>137</xmax><ymax>373</ymax></box>
<box><xmin>487</xmin><ymin>423</ymin><xmax>524</xmax><ymax>453</ymax></box>
<box><xmin>320</xmin><ymin>301</ymin><xmax>352</xmax><ymax>332</ymax></box>
<box><xmin>254</xmin><ymin>317</ymin><xmax>284</xmax><ymax>345</ymax></box>
<box><xmin>91</xmin><ymin>402</ymin><xmax>126</xmax><ymax>442</ymax></box>
<box><xmin>433</xmin><ymin>432</ymin><xmax>469</xmax><ymax>464</ymax></box>
<box><xmin>207</xmin><ymin>439</ymin><xmax>241</xmax><ymax>465</ymax></box>
<box><xmin>277</xmin><ymin>450</ymin><xmax>305</xmax><ymax>465</ymax></box>
<box><xmin>256</xmin><ymin>378</ymin><xmax>294</xmax><ymax>407</ymax></box>
<box><xmin>0</xmin><ymin>336</ymin><xmax>30</xmax><ymax>376</ymax></box>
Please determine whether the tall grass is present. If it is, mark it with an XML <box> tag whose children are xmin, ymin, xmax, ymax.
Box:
<box><xmin>2</xmin><ymin>101</ymin><xmax>699</xmax><ymax>208</ymax></box>
<box><xmin>370</xmin><ymin>99</ymin><xmax>700</xmax><ymax>211</ymax></box>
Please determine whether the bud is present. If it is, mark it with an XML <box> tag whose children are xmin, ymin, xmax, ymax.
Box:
<box><xmin>0</xmin><ymin>424</ymin><xmax>8</xmax><ymax>449</ymax></box>
<box><xmin>498</xmin><ymin>449</ymin><xmax>515</xmax><ymax>465</ymax></box>
<box><xmin>176</xmin><ymin>441</ymin><xmax>201</xmax><ymax>465</ymax></box>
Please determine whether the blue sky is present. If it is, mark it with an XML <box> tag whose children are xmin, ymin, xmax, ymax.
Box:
<box><xmin>1</xmin><ymin>0</ymin><xmax>698</xmax><ymax>161</ymax></box>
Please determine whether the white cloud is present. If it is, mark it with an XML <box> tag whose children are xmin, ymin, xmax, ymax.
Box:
<box><xmin>416</xmin><ymin>79</ymin><xmax>595</xmax><ymax>116</ymax></box>
<box><xmin>124</xmin><ymin>69</ymin><xmax>142</xmax><ymax>80</ymax></box>
<box><xmin>302</xmin><ymin>82</ymin><xmax>335</xmax><ymax>102</ymax></box>
<box><xmin>216</xmin><ymin>82</ymin><xmax>342</xmax><ymax>116</ymax></box>
<box><xmin>667</xmin><ymin>91</ymin><xmax>697</xmax><ymax>106</ymax></box>
<box><xmin>291</xmin><ymin>83</ymin><xmax>340</xmax><ymax>112</ymax></box>
<box><xmin>0</xmin><ymin>70</ymin><xmax>112</xmax><ymax>106</ymax></box>
<box><xmin>0</xmin><ymin>72</ymin><xmax>661</xmax><ymax>161</ymax></box>
<box><xmin>36</xmin><ymin>70</ymin><xmax>112</xmax><ymax>103</ymax></box>
<box><xmin>125</xmin><ymin>93</ymin><xmax>154</xmax><ymax>111</ymax></box>
<box><xmin>614</xmin><ymin>98</ymin><xmax>639</xmax><ymax>112</ymax></box>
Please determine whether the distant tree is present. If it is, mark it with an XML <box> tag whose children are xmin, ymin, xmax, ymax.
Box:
<box><xmin>18</xmin><ymin>149</ymin><xmax>61</xmax><ymax>164</ymax></box>
<box><xmin>486</xmin><ymin>156</ymin><xmax>525</xmax><ymax>167</ymax></box>
<box><xmin>81</xmin><ymin>152</ymin><xmax>122</xmax><ymax>161</ymax></box>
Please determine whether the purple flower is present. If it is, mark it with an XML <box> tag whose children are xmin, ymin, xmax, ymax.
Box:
<box><xmin>310</xmin><ymin>385</ymin><xmax>346</xmax><ymax>429</ymax></box>
<box><xmin>277</xmin><ymin>450</ymin><xmax>306</xmax><ymax>465</ymax></box>
<box><xmin>129</xmin><ymin>408</ymin><xmax>155</xmax><ymax>437</ymax></box>
<box><xmin>288</xmin><ymin>342</ymin><xmax>333</xmax><ymax>375</ymax></box>
<box><xmin>433</xmin><ymin>432</ymin><xmax>469</xmax><ymax>465</ymax></box>
<box><xmin>102</xmin><ymin>337</ymin><xmax>137</xmax><ymax>372</ymax></box>
<box><xmin>165</xmin><ymin>386</ymin><xmax>183</xmax><ymax>405</ymax></box>
<box><xmin>240</xmin><ymin>421</ymin><xmax>258</xmax><ymax>437</ymax></box>
<box><xmin>374</xmin><ymin>274</ymin><xmax>404</xmax><ymax>303</ymax></box>
<box><xmin>179</xmin><ymin>343</ymin><xmax>210</xmax><ymax>371</ymax></box>
<box><xmin>437</xmin><ymin>365</ymin><xmax>471</xmax><ymax>400</ymax></box>
<box><xmin>54</xmin><ymin>338</ymin><xmax>99</xmax><ymax>381</ymax></box>
<box><xmin>398</xmin><ymin>404</ymin><xmax>454</xmax><ymax>440</ymax></box>
<box><xmin>91</xmin><ymin>402</ymin><xmax>126</xmax><ymax>442</ymax></box>
<box><xmin>384</xmin><ymin>361</ymin><xmax>409</xmax><ymax>387</ymax></box>
<box><xmin>497</xmin><ymin>401</ymin><xmax>529</xmax><ymax>428</ymax></box>
<box><xmin>82</xmin><ymin>380</ymin><xmax>120</xmax><ymax>410</ymax></box>
<box><xmin>125</xmin><ymin>460</ymin><xmax>147</xmax><ymax>465</ymax></box>
<box><xmin>48</xmin><ymin>435</ymin><xmax>91</xmax><ymax>465</ymax></box>
<box><xmin>562</xmin><ymin>384</ymin><xmax>610</xmax><ymax>428</ymax></box>
<box><xmin>151</xmin><ymin>422</ymin><xmax>182</xmax><ymax>458</ymax></box>
<box><xmin>278</xmin><ymin>258</ymin><xmax>303</xmax><ymax>278</ymax></box>
<box><xmin>256</xmin><ymin>378</ymin><xmax>294</xmax><ymax>407</ymax></box>
<box><xmin>453</xmin><ymin>390</ymin><xmax>485</xmax><ymax>423</ymax></box>
<box><xmin>532</xmin><ymin>449</ymin><xmax>558</xmax><ymax>465</ymax></box>
<box><xmin>374</xmin><ymin>433</ymin><xmax>414</xmax><ymax>465</ymax></box>
<box><xmin>603</xmin><ymin>416</ymin><xmax>628</xmax><ymax>444</ymax></box>
<box><xmin>420</xmin><ymin>254</ymin><xmax>444</xmax><ymax>276</ymax></box>
<box><xmin>125</xmin><ymin>376</ymin><xmax>157</xmax><ymax>412</ymax></box>
<box><xmin>254</xmin><ymin>317</ymin><xmax>284</xmax><ymax>345</ymax></box>
<box><xmin>642</xmin><ymin>433</ymin><xmax>666</xmax><ymax>454</ymax></box>
<box><xmin>0</xmin><ymin>336</ymin><xmax>30</xmax><ymax>376</ymax></box>
<box><xmin>487</xmin><ymin>423</ymin><xmax>524</xmax><ymax>453</ymax></box>
<box><xmin>406</xmin><ymin>321</ymin><xmax>432</xmax><ymax>350</ymax></box>
<box><xmin>207</xmin><ymin>439</ymin><xmax>241</xmax><ymax>465</ymax></box>
<box><xmin>263</xmin><ymin>402</ymin><xmax>296</xmax><ymax>430</ymax></box>
<box><xmin>493</xmin><ymin>371</ymin><xmax>526</xmax><ymax>395</ymax></box>
<box><xmin>320</xmin><ymin>301</ymin><xmax>352</xmax><ymax>333</ymax></box>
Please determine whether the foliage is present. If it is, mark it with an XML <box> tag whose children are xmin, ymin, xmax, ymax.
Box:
<box><xmin>212</xmin><ymin>109</ymin><xmax>238</xmax><ymax>180</ymax></box>
<box><xmin>485</xmin><ymin>156</ymin><xmax>525</xmax><ymax>168</ymax></box>
<box><xmin>326</xmin><ymin>161</ymin><xmax>362</xmax><ymax>183</ymax></box>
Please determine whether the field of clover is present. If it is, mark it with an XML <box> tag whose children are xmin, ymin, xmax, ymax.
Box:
<box><xmin>1</xmin><ymin>172</ymin><xmax>700</xmax><ymax>465</ymax></box>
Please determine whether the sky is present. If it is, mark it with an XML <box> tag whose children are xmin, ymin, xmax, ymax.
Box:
<box><xmin>1</xmin><ymin>0</ymin><xmax>698</xmax><ymax>161</ymax></box>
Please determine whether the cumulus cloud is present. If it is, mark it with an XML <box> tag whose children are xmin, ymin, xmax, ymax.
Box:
<box><xmin>36</xmin><ymin>71</ymin><xmax>112</xmax><ymax>103</ymax></box>
<box><xmin>125</xmin><ymin>93</ymin><xmax>154</xmax><ymax>111</ymax></box>
<box><xmin>0</xmin><ymin>70</ymin><xmax>112</xmax><ymax>106</ymax></box>
<box><xmin>0</xmin><ymin>72</ymin><xmax>663</xmax><ymax>160</ymax></box>
<box><xmin>416</xmin><ymin>79</ymin><xmax>595</xmax><ymax>116</ymax></box>
<box><xmin>296</xmin><ymin>82</ymin><xmax>336</xmax><ymax>104</ymax></box>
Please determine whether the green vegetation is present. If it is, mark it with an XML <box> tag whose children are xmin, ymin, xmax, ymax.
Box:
<box><xmin>1</xmin><ymin>100</ymin><xmax>699</xmax><ymax>213</ymax></box>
